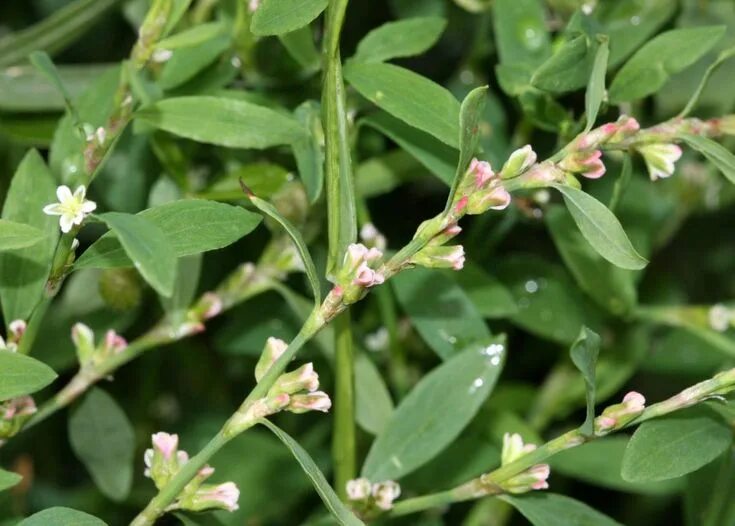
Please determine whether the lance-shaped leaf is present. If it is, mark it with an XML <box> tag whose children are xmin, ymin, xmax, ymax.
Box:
<box><xmin>29</xmin><ymin>51</ymin><xmax>79</xmax><ymax>124</ymax></box>
<box><xmin>251</xmin><ymin>0</ymin><xmax>329</xmax><ymax>36</ymax></box>
<box><xmin>532</xmin><ymin>34</ymin><xmax>592</xmax><ymax>93</ymax></box>
<box><xmin>502</xmin><ymin>493</ymin><xmax>622</xmax><ymax>526</ymax></box>
<box><xmin>0</xmin><ymin>220</ymin><xmax>45</xmax><ymax>251</ymax></box>
<box><xmin>569</xmin><ymin>326</ymin><xmax>600</xmax><ymax>435</ymax></box>
<box><xmin>344</xmin><ymin>62</ymin><xmax>461</xmax><ymax>148</ymax></box>
<box><xmin>262</xmin><ymin>420</ymin><xmax>364</xmax><ymax>526</ymax></box>
<box><xmin>18</xmin><ymin>507</ymin><xmax>107</xmax><ymax>526</ymax></box>
<box><xmin>0</xmin><ymin>350</ymin><xmax>57</xmax><ymax>400</ymax></box>
<box><xmin>243</xmin><ymin>185</ymin><xmax>321</xmax><ymax>305</ymax></box>
<box><xmin>351</xmin><ymin>17</ymin><xmax>446</xmax><ymax>64</ymax></box>
<box><xmin>679</xmin><ymin>134</ymin><xmax>735</xmax><ymax>185</ymax></box>
<box><xmin>136</xmin><ymin>96</ymin><xmax>307</xmax><ymax>150</ymax></box>
<box><xmin>95</xmin><ymin>212</ymin><xmax>177</xmax><ymax>297</ymax></box>
<box><xmin>585</xmin><ymin>36</ymin><xmax>609</xmax><ymax>133</ymax></box>
<box><xmin>609</xmin><ymin>26</ymin><xmax>726</xmax><ymax>103</ymax></box>
<box><xmin>361</xmin><ymin>337</ymin><xmax>505</xmax><ymax>481</ymax></box>
<box><xmin>154</xmin><ymin>21</ymin><xmax>227</xmax><ymax>50</ymax></box>
<box><xmin>355</xmin><ymin>353</ymin><xmax>394</xmax><ymax>435</ymax></box>
<box><xmin>444</xmin><ymin>86</ymin><xmax>487</xmax><ymax>212</ymax></box>
<box><xmin>550</xmin><ymin>184</ymin><xmax>647</xmax><ymax>270</ymax></box>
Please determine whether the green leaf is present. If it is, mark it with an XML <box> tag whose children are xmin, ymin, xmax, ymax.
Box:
<box><xmin>0</xmin><ymin>350</ymin><xmax>56</xmax><ymax>401</ymax></box>
<box><xmin>546</xmin><ymin>205</ymin><xmax>637</xmax><ymax>315</ymax></box>
<box><xmin>158</xmin><ymin>34</ymin><xmax>231</xmax><ymax>90</ymax></box>
<box><xmin>445</xmin><ymin>86</ymin><xmax>487</xmax><ymax>211</ymax></box>
<box><xmin>680</xmin><ymin>134</ymin><xmax>735</xmax><ymax>185</ymax></box>
<box><xmin>261</xmin><ymin>421</ymin><xmax>364</xmax><ymax>526</ymax></box>
<box><xmin>609</xmin><ymin>26</ymin><xmax>726</xmax><ymax>104</ymax></box>
<box><xmin>361</xmin><ymin>111</ymin><xmax>456</xmax><ymax>185</ymax></box>
<box><xmin>622</xmin><ymin>406</ymin><xmax>733</xmax><ymax>482</ymax></box>
<box><xmin>136</xmin><ymin>96</ymin><xmax>306</xmax><ymax>150</ymax></box>
<box><xmin>68</xmin><ymin>388</ymin><xmax>135</xmax><ymax>501</ymax></box>
<box><xmin>532</xmin><ymin>35</ymin><xmax>592</xmax><ymax>93</ymax></box>
<box><xmin>684</xmin><ymin>450</ymin><xmax>735</xmax><ymax>526</ymax></box>
<box><xmin>0</xmin><ymin>467</ymin><xmax>22</xmax><ymax>492</ymax></box>
<box><xmin>679</xmin><ymin>46</ymin><xmax>735</xmax><ymax>118</ymax></box>
<box><xmin>344</xmin><ymin>62</ymin><xmax>461</xmax><ymax>148</ymax></box>
<box><xmin>351</xmin><ymin>17</ymin><xmax>446</xmax><ymax>64</ymax></box>
<box><xmin>0</xmin><ymin>0</ymin><xmax>119</xmax><ymax>68</ymax></box>
<box><xmin>0</xmin><ymin>150</ymin><xmax>59</xmax><ymax>324</ymax></box>
<box><xmin>569</xmin><ymin>326</ymin><xmax>600</xmax><ymax>436</ymax></box>
<box><xmin>355</xmin><ymin>353</ymin><xmax>394</xmax><ymax>435</ymax></box>
<box><xmin>155</xmin><ymin>21</ymin><xmax>227</xmax><ymax>50</ymax></box>
<box><xmin>279</xmin><ymin>26</ymin><xmax>321</xmax><ymax>73</ymax></box>
<box><xmin>392</xmin><ymin>267</ymin><xmax>491</xmax><ymax>359</ymax></box>
<box><xmin>251</xmin><ymin>0</ymin><xmax>329</xmax><ymax>36</ymax></box>
<box><xmin>453</xmin><ymin>262</ymin><xmax>518</xmax><ymax>319</ymax></box>
<box><xmin>293</xmin><ymin>101</ymin><xmax>325</xmax><ymax>203</ymax></box>
<box><xmin>76</xmin><ymin>200</ymin><xmax>262</xmax><ymax>269</ymax></box>
<box><xmin>502</xmin><ymin>493</ymin><xmax>622</xmax><ymax>526</ymax></box>
<box><xmin>0</xmin><ymin>220</ymin><xmax>45</xmax><ymax>251</ymax></box>
<box><xmin>551</xmin><ymin>184</ymin><xmax>647</xmax><ymax>270</ymax></box>
<box><xmin>551</xmin><ymin>437</ymin><xmax>682</xmax><ymax>495</ymax></box>
<box><xmin>246</xmin><ymin>193</ymin><xmax>321</xmax><ymax>305</ymax></box>
<box><xmin>497</xmin><ymin>255</ymin><xmax>603</xmax><ymax>345</ymax></box>
<box><xmin>361</xmin><ymin>338</ymin><xmax>505</xmax><ymax>480</ymax></box>
<box><xmin>18</xmin><ymin>507</ymin><xmax>107</xmax><ymax>526</ymax></box>
<box><xmin>95</xmin><ymin>212</ymin><xmax>177</xmax><ymax>297</ymax></box>
<box><xmin>492</xmin><ymin>0</ymin><xmax>551</xmax><ymax>68</ymax></box>
<box><xmin>28</xmin><ymin>51</ymin><xmax>78</xmax><ymax>122</ymax></box>
<box><xmin>585</xmin><ymin>36</ymin><xmax>609</xmax><ymax>133</ymax></box>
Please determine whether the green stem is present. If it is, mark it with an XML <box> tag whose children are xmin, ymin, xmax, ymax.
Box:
<box><xmin>332</xmin><ymin>312</ymin><xmax>356</xmax><ymax>499</ymax></box>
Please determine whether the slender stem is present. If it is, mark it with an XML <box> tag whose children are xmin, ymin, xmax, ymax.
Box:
<box><xmin>130</xmin><ymin>430</ymin><xmax>229</xmax><ymax>526</ymax></box>
<box><xmin>332</xmin><ymin>312</ymin><xmax>356</xmax><ymax>498</ymax></box>
<box><xmin>391</xmin><ymin>489</ymin><xmax>456</xmax><ymax>516</ymax></box>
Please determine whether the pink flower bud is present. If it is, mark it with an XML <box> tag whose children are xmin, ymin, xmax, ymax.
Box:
<box><xmin>596</xmin><ymin>416</ymin><xmax>617</xmax><ymax>432</ymax></box>
<box><xmin>470</xmin><ymin>158</ymin><xmax>495</xmax><ymax>188</ymax></box>
<box><xmin>623</xmin><ymin>391</ymin><xmax>646</xmax><ymax>411</ymax></box>
<box><xmin>8</xmin><ymin>320</ymin><xmax>26</xmax><ymax>342</ymax></box>
<box><xmin>579</xmin><ymin>150</ymin><xmax>606</xmax><ymax>179</ymax></box>
<box><xmin>353</xmin><ymin>262</ymin><xmax>384</xmax><ymax>287</ymax></box>
<box><xmin>199</xmin><ymin>292</ymin><xmax>223</xmax><ymax>320</ymax></box>
<box><xmin>346</xmin><ymin>477</ymin><xmax>372</xmax><ymax>501</ymax></box>
<box><xmin>501</xmin><ymin>145</ymin><xmax>537</xmax><ymax>178</ymax></box>
<box><xmin>638</xmin><ymin>143</ymin><xmax>682</xmax><ymax>180</ymax></box>
<box><xmin>104</xmin><ymin>330</ymin><xmax>127</xmax><ymax>354</ymax></box>
<box><xmin>152</xmin><ymin>432</ymin><xmax>178</xmax><ymax>460</ymax></box>
<box><xmin>372</xmin><ymin>480</ymin><xmax>401</xmax><ymax>510</ymax></box>
<box><xmin>288</xmin><ymin>391</ymin><xmax>332</xmax><ymax>413</ymax></box>
<box><xmin>255</xmin><ymin>337</ymin><xmax>288</xmax><ymax>382</ymax></box>
<box><xmin>454</xmin><ymin>195</ymin><xmax>469</xmax><ymax>215</ymax></box>
<box><xmin>198</xmin><ymin>465</ymin><xmax>215</xmax><ymax>478</ymax></box>
<box><xmin>272</xmin><ymin>363</ymin><xmax>320</xmax><ymax>395</ymax></box>
<box><xmin>199</xmin><ymin>482</ymin><xmax>240</xmax><ymax>512</ymax></box>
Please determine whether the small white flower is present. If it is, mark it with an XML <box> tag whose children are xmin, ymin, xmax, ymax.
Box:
<box><xmin>709</xmin><ymin>304</ymin><xmax>732</xmax><ymax>332</ymax></box>
<box><xmin>638</xmin><ymin>143</ymin><xmax>682</xmax><ymax>180</ymax></box>
<box><xmin>43</xmin><ymin>185</ymin><xmax>96</xmax><ymax>233</ymax></box>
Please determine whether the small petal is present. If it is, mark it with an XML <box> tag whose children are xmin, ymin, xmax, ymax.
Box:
<box><xmin>56</xmin><ymin>185</ymin><xmax>73</xmax><ymax>202</ymax></box>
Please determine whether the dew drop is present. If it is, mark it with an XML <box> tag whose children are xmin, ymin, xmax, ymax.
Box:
<box><xmin>524</xmin><ymin>280</ymin><xmax>539</xmax><ymax>293</ymax></box>
<box><xmin>491</xmin><ymin>355</ymin><xmax>501</xmax><ymax>366</ymax></box>
<box><xmin>630</xmin><ymin>15</ymin><xmax>641</xmax><ymax>26</ymax></box>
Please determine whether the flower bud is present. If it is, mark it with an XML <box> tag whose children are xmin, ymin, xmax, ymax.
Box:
<box><xmin>181</xmin><ymin>482</ymin><xmax>240</xmax><ymax>512</ymax></box>
<box><xmin>719</xmin><ymin>115</ymin><xmax>735</xmax><ymax>135</ymax></box>
<box><xmin>595</xmin><ymin>391</ymin><xmax>646</xmax><ymax>434</ymax></box>
<box><xmin>287</xmin><ymin>391</ymin><xmax>332</xmax><ymax>414</ymax></box>
<box><xmin>0</xmin><ymin>396</ymin><xmax>37</xmax><ymax>439</ymax></box>
<box><xmin>709</xmin><ymin>304</ymin><xmax>733</xmax><ymax>332</ymax></box>
<box><xmin>428</xmin><ymin>223</ymin><xmax>462</xmax><ymax>246</ymax></box>
<box><xmin>637</xmin><ymin>143</ymin><xmax>682</xmax><ymax>180</ymax></box>
<box><xmin>467</xmin><ymin>184</ymin><xmax>511</xmax><ymax>214</ymax></box>
<box><xmin>360</xmin><ymin>223</ymin><xmax>387</xmax><ymax>251</ymax></box>
<box><xmin>102</xmin><ymin>330</ymin><xmax>127</xmax><ymax>355</ymax></box>
<box><xmin>335</xmin><ymin>243</ymin><xmax>385</xmax><ymax>304</ymax></box>
<box><xmin>372</xmin><ymin>480</ymin><xmax>401</xmax><ymax>510</ymax></box>
<box><xmin>500</xmin><ymin>145</ymin><xmax>537</xmax><ymax>179</ymax></box>
<box><xmin>346</xmin><ymin>478</ymin><xmax>372</xmax><ymax>501</ymax></box>
<box><xmin>270</xmin><ymin>363</ymin><xmax>320</xmax><ymax>395</ymax></box>
<box><xmin>71</xmin><ymin>323</ymin><xmax>96</xmax><ymax>365</ymax></box>
<box><xmin>8</xmin><ymin>320</ymin><xmax>26</xmax><ymax>344</ymax></box>
<box><xmin>255</xmin><ymin>337</ymin><xmax>288</xmax><ymax>382</ymax></box>
<box><xmin>411</xmin><ymin>245</ymin><xmax>465</xmax><ymax>271</ymax></box>
<box><xmin>194</xmin><ymin>292</ymin><xmax>223</xmax><ymax>321</ymax></box>
<box><xmin>498</xmin><ymin>463</ymin><xmax>550</xmax><ymax>494</ymax></box>
<box><xmin>143</xmin><ymin>432</ymin><xmax>190</xmax><ymax>489</ymax></box>
<box><xmin>501</xmin><ymin>432</ymin><xmax>536</xmax><ymax>466</ymax></box>
<box><xmin>560</xmin><ymin>150</ymin><xmax>606</xmax><ymax>179</ymax></box>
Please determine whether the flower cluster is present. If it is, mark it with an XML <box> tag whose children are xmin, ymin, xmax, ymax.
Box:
<box><xmin>346</xmin><ymin>478</ymin><xmax>401</xmax><ymax>516</ymax></box>
<box><xmin>0</xmin><ymin>320</ymin><xmax>26</xmax><ymax>353</ymax></box>
<box><xmin>594</xmin><ymin>391</ymin><xmax>646</xmax><ymax>434</ymax></box>
<box><xmin>455</xmin><ymin>158</ymin><xmax>512</xmax><ymax>215</ymax></box>
<box><xmin>330</xmin><ymin>243</ymin><xmax>385</xmax><ymax>305</ymax></box>
<box><xmin>0</xmin><ymin>396</ymin><xmax>37</xmax><ymax>440</ymax></box>
<box><xmin>71</xmin><ymin>323</ymin><xmax>127</xmax><ymax>368</ymax></box>
<box><xmin>43</xmin><ymin>185</ymin><xmax>97</xmax><ymax>234</ymax></box>
<box><xmin>491</xmin><ymin>433</ymin><xmax>550</xmax><ymax>494</ymax></box>
<box><xmin>143</xmin><ymin>432</ymin><xmax>240</xmax><ymax>512</ymax></box>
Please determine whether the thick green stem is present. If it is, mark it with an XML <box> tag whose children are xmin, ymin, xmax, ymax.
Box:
<box><xmin>332</xmin><ymin>312</ymin><xmax>356</xmax><ymax>498</ymax></box>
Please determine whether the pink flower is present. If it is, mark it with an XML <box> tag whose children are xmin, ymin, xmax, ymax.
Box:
<box><xmin>288</xmin><ymin>391</ymin><xmax>332</xmax><ymax>413</ymax></box>
<box><xmin>454</xmin><ymin>195</ymin><xmax>469</xmax><ymax>215</ymax></box>
<box><xmin>353</xmin><ymin>262</ymin><xmax>384</xmax><ymax>287</ymax></box>
<box><xmin>578</xmin><ymin>150</ymin><xmax>606</xmax><ymax>179</ymax></box>
<box><xmin>447</xmin><ymin>245</ymin><xmax>465</xmax><ymax>270</ymax></box>
<box><xmin>104</xmin><ymin>330</ymin><xmax>127</xmax><ymax>354</ymax></box>
<box><xmin>487</xmin><ymin>186</ymin><xmax>511</xmax><ymax>209</ymax></box>
<box><xmin>470</xmin><ymin>158</ymin><xmax>494</xmax><ymax>188</ymax></box>
<box><xmin>623</xmin><ymin>391</ymin><xmax>646</xmax><ymax>411</ymax></box>
<box><xmin>152</xmin><ymin>432</ymin><xmax>178</xmax><ymax>460</ymax></box>
<box><xmin>204</xmin><ymin>482</ymin><xmax>240</xmax><ymax>511</ymax></box>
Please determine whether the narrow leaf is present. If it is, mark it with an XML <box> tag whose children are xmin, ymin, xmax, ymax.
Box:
<box><xmin>551</xmin><ymin>184</ymin><xmax>647</xmax><ymax>270</ymax></box>
<box><xmin>609</xmin><ymin>26</ymin><xmax>726</xmax><ymax>104</ymax></box>
<box><xmin>76</xmin><ymin>200</ymin><xmax>261</xmax><ymax>269</ymax></box>
<box><xmin>0</xmin><ymin>468</ymin><xmax>22</xmax><ymax>492</ymax></box>
<box><xmin>28</xmin><ymin>51</ymin><xmax>79</xmax><ymax>124</ymax></box>
<box><xmin>445</xmin><ymin>86</ymin><xmax>487</xmax><ymax>211</ymax></box>
<box><xmin>154</xmin><ymin>22</ymin><xmax>227</xmax><ymax>50</ymax></box>
<box><xmin>96</xmin><ymin>213</ymin><xmax>177</xmax><ymax>297</ymax></box>
<box><xmin>0</xmin><ymin>220</ymin><xmax>45</xmax><ymax>251</ymax></box>
<box><xmin>279</xmin><ymin>26</ymin><xmax>321</xmax><ymax>73</ymax></box>
<box><xmin>355</xmin><ymin>353</ymin><xmax>394</xmax><ymax>435</ymax></box>
<box><xmin>585</xmin><ymin>36</ymin><xmax>609</xmax><ymax>133</ymax></box>
<box><xmin>0</xmin><ymin>350</ymin><xmax>57</xmax><ymax>400</ymax></box>
<box><xmin>136</xmin><ymin>96</ymin><xmax>306</xmax><ymax>150</ymax></box>
<box><xmin>68</xmin><ymin>389</ymin><xmax>135</xmax><ymax>501</ymax></box>
<box><xmin>569</xmin><ymin>326</ymin><xmax>600</xmax><ymax>435</ymax></box>
<box><xmin>251</xmin><ymin>0</ymin><xmax>329</xmax><ymax>36</ymax></box>
<box><xmin>262</xmin><ymin>420</ymin><xmax>365</xmax><ymax>526</ymax></box>
<box><xmin>679</xmin><ymin>134</ymin><xmax>735</xmax><ymax>185</ymax></box>
<box><xmin>245</xmin><ymin>190</ymin><xmax>321</xmax><ymax>305</ymax></box>
<box><xmin>679</xmin><ymin>46</ymin><xmax>735</xmax><ymax>117</ymax></box>
<box><xmin>18</xmin><ymin>507</ymin><xmax>107</xmax><ymax>526</ymax></box>
<box><xmin>344</xmin><ymin>62</ymin><xmax>461</xmax><ymax>148</ymax></box>
<box><xmin>0</xmin><ymin>150</ymin><xmax>59</xmax><ymax>324</ymax></box>
<box><xmin>351</xmin><ymin>17</ymin><xmax>446</xmax><ymax>64</ymax></box>
<box><xmin>532</xmin><ymin>35</ymin><xmax>591</xmax><ymax>93</ymax></box>
<box><xmin>293</xmin><ymin>101</ymin><xmax>325</xmax><ymax>203</ymax></box>
<box><xmin>502</xmin><ymin>493</ymin><xmax>622</xmax><ymax>526</ymax></box>
<box><xmin>361</xmin><ymin>338</ymin><xmax>505</xmax><ymax>480</ymax></box>
<box><xmin>622</xmin><ymin>406</ymin><xmax>733</xmax><ymax>482</ymax></box>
